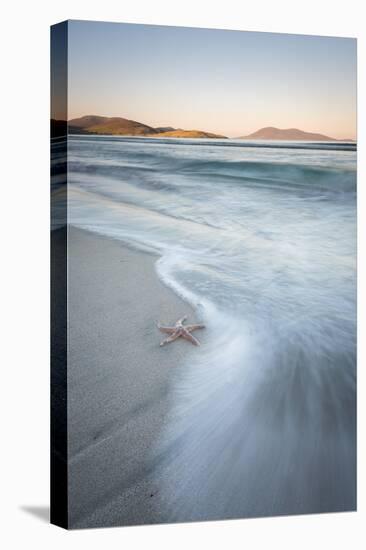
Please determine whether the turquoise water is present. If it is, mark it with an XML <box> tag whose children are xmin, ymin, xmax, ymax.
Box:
<box><xmin>67</xmin><ymin>135</ymin><xmax>356</xmax><ymax>519</ymax></box>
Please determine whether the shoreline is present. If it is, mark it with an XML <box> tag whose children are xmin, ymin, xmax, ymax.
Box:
<box><xmin>66</xmin><ymin>225</ymin><xmax>204</xmax><ymax>528</ymax></box>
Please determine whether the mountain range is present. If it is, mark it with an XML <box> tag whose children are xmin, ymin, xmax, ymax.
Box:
<box><xmin>51</xmin><ymin>116</ymin><xmax>351</xmax><ymax>141</ymax></box>
<box><xmin>67</xmin><ymin>115</ymin><xmax>227</xmax><ymax>139</ymax></box>
<box><xmin>238</xmin><ymin>126</ymin><xmax>339</xmax><ymax>141</ymax></box>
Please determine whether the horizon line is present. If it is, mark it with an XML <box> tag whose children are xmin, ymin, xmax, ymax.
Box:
<box><xmin>54</xmin><ymin>114</ymin><xmax>356</xmax><ymax>141</ymax></box>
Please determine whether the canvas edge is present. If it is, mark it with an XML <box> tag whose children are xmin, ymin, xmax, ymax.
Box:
<box><xmin>50</xmin><ymin>19</ymin><xmax>68</xmax><ymax>530</ymax></box>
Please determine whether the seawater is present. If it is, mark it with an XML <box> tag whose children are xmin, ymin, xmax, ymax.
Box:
<box><xmin>67</xmin><ymin>135</ymin><xmax>356</xmax><ymax>519</ymax></box>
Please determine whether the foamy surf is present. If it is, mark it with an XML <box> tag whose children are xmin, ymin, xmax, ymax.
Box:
<box><xmin>64</xmin><ymin>134</ymin><xmax>356</xmax><ymax>518</ymax></box>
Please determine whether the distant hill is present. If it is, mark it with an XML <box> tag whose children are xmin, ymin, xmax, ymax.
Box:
<box><xmin>67</xmin><ymin>115</ymin><xmax>227</xmax><ymax>139</ymax></box>
<box><xmin>153</xmin><ymin>129</ymin><xmax>227</xmax><ymax>139</ymax></box>
<box><xmin>69</xmin><ymin>115</ymin><xmax>157</xmax><ymax>136</ymax></box>
<box><xmin>239</xmin><ymin>127</ymin><xmax>337</xmax><ymax>141</ymax></box>
<box><xmin>154</xmin><ymin>126</ymin><xmax>175</xmax><ymax>133</ymax></box>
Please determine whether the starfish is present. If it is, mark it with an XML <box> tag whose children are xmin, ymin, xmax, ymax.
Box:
<box><xmin>157</xmin><ymin>316</ymin><xmax>205</xmax><ymax>347</ymax></box>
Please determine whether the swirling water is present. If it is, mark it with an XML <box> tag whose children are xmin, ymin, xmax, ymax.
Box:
<box><xmin>67</xmin><ymin>135</ymin><xmax>356</xmax><ymax>519</ymax></box>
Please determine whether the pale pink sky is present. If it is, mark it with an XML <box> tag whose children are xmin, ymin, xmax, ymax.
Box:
<box><xmin>66</xmin><ymin>22</ymin><xmax>357</xmax><ymax>139</ymax></box>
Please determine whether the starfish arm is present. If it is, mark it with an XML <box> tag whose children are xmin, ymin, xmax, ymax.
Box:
<box><xmin>175</xmin><ymin>315</ymin><xmax>188</xmax><ymax>326</ymax></box>
<box><xmin>181</xmin><ymin>330</ymin><xmax>201</xmax><ymax>346</ymax></box>
<box><xmin>186</xmin><ymin>324</ymin><xmax>205</xmax><ymax>332</ymax></box>
<box><xmin>160</xmin><ymin>331</ymin><xmax>180</xmax><ymax>347</ymax></box>
<box><xmin>157</xmin><ymin>324</ymin><xmax>176</xmax><ymax>334</ymax></box>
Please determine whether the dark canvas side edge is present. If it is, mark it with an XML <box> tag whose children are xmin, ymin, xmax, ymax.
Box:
<box><xmin>50</xmin><ymin>20</ymin><xmax>68</xmax><ymax>529</ymax></box>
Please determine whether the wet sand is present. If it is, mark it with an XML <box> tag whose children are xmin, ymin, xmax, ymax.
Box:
<box><xmin>67</xmin><ymin>226</ymin><xmax>199</xmax><ymax>528</ymax></box>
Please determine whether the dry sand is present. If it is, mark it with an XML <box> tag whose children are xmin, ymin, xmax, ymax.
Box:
<box><xmin>67</xmin><ymin>226</ymin><xmax>201</xmax><ymax>528</ymax></box>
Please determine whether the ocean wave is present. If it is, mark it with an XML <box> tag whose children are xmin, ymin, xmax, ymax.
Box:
<box><xmin>179</xmin><ymin>160</ymin><xmax>356</xmax><ymax>194</ymax></box>
<box><xmin>68</xmin><ymin>144</ymin><xmax>356</xmax><ymax>196</ymax></box>
<box><xmin>69</xmin><ymin>134</ymin><xmax>357</xmax><ymax>152</ymax></box>
<box><xmin>67</xmin><ymin>135</ymin><xmax>356</xmax><ymax>517</ymax></box>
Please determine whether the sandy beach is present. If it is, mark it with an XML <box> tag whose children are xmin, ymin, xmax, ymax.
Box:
<box><xmin>67</xmin><ymin>226</ymin><xmax>202</xmax><ymax>528</ymax></box>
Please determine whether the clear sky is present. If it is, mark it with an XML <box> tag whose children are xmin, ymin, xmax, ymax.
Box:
<box><xmin>67</xmin><ymin>20</ymin><xmax>357</xmax><ymax>139</ymax></box>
